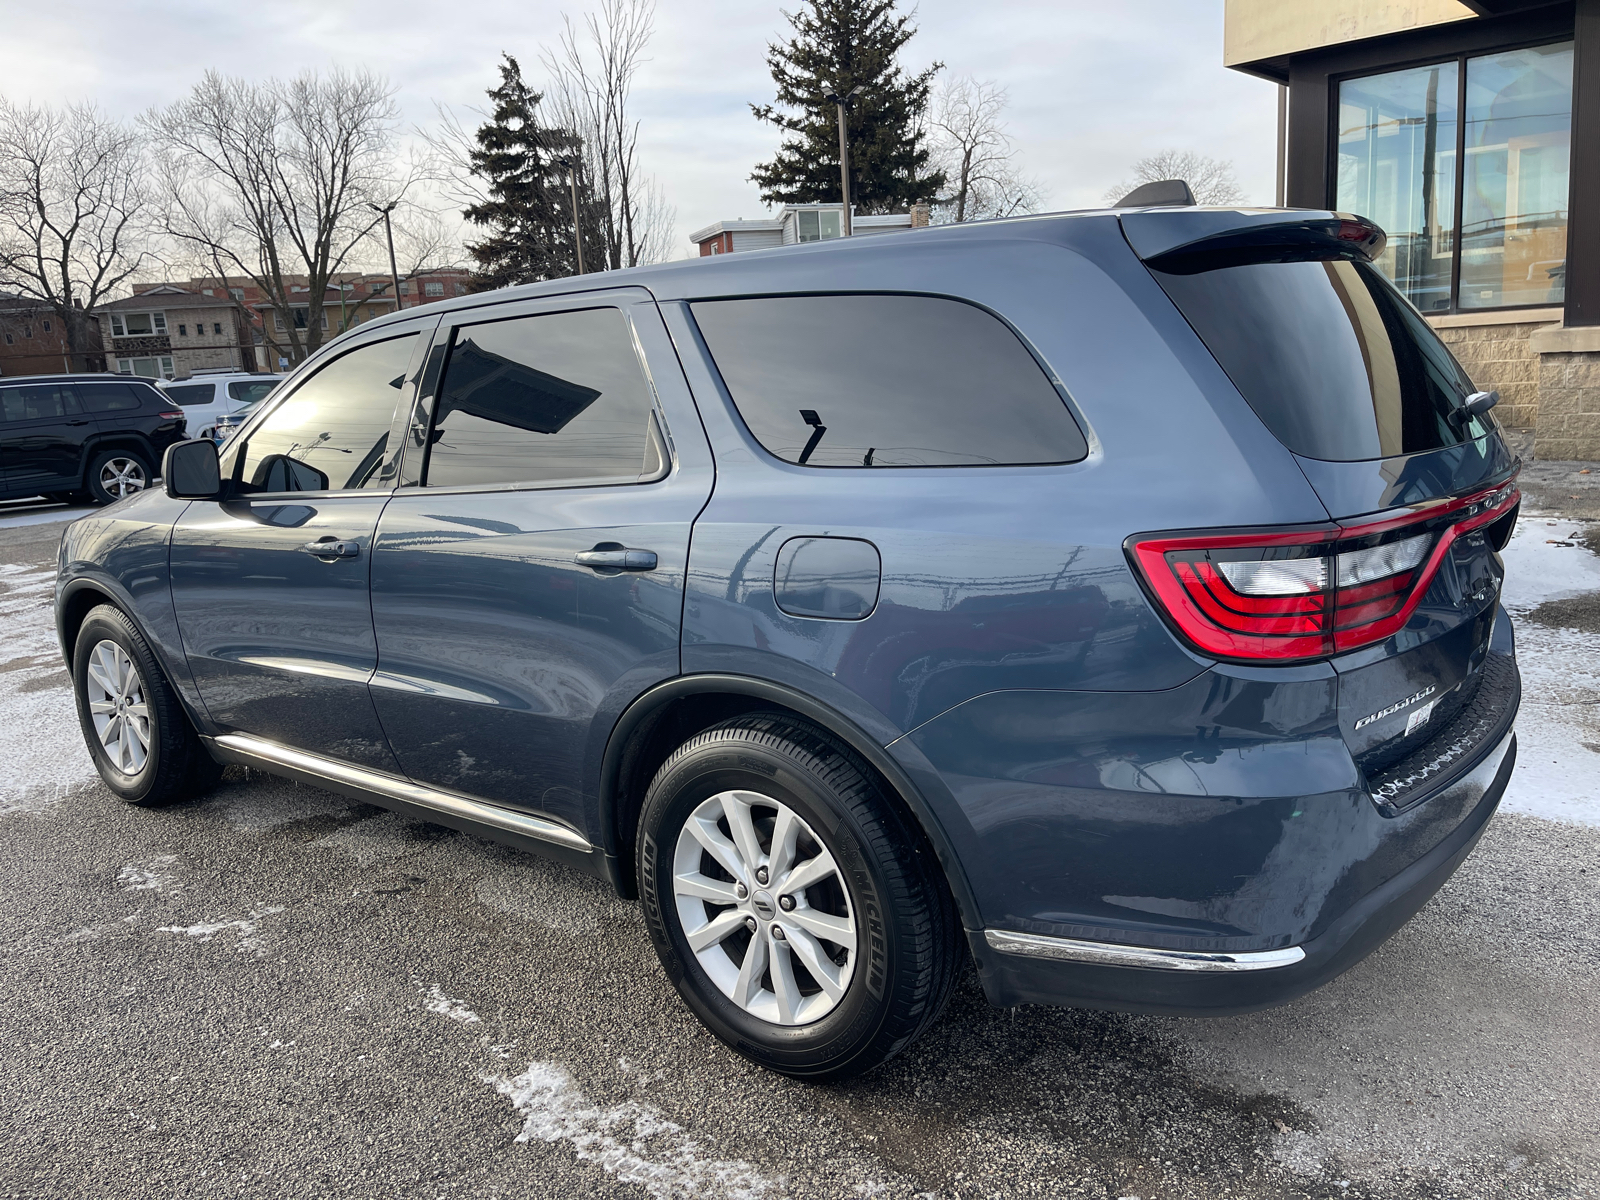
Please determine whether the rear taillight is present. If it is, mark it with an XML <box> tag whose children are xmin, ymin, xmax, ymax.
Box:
<box><xmin>159</xmin><ymin>410</ymin><xmax>185</xmax><ymax>420</ymax></box>
<box><xmin>1128</xmin><ymin>478</ymin><xmax>1519</xmax><ymax>662</ymax></box>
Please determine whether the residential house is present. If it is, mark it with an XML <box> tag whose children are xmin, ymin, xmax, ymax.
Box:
<box><xmin>1225</xmin><ymin>0</ymin><xmax>1600</xmax><ymax>458</ymax></box>
<box><xmin>691</xmin><ymin>203</ymin><xmax>932</xmax><ymax>256</ymax></box>
<box><xmin>0</xmin><ymin>294</ymin><xmax>103</xmax><ymax>376</ymax></box>
<box><xmin>93</xmin><ymin>287</ymin><xmax>257</xmax><ymax>379</ymax></box>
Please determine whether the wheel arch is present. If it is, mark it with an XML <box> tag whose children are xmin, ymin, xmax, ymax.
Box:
<box><xmin>597</xmin><ymin>673</ymin><xmax>982</xmax><ymax>931</ymax></box>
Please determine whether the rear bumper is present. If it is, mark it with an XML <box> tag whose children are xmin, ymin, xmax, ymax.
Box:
<box><xmin>969</xmin><ymin>727</ymin><xmax>1515</xmax><ymax>1014</ymax></box>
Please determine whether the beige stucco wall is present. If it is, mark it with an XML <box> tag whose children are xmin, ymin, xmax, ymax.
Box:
<box><xmin>1224</xmin><ymin>0</ymin><xmax>1478</xmax><ymax>68</ymax></box>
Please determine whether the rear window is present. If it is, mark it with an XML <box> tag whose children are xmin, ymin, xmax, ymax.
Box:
<box><xmin>164</xmin><ymin>383</ymin><xmax>216</xmax><ymax>406</ymax></box>
<box><xmin>691</xmin><ymin>294</ymin><xmax>1086</xmax><ymax>468</ymax></box>
<box><xmin>1149</xmin><ymin>258</ymin><xmax>1492</xmax><ymax>461</ymax></box>
<box><xmin>77</xmin><ymin>382</ymin><xmax>148</xmax><ymax>413</ymax></box>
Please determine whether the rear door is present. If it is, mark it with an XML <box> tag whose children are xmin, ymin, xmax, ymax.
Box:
<box><xmin>1127</xmin><ymin>210</ymin><xmax>1519</xmax><ymax>805</ymax></box>
<box><xmin>169</xmin><ymin>321</ymin><xmax>434</xmax><ymax>769</ymax></box>
<box><xmin>367</xmin><ymin>288</ymin><xmax>713</xmax><ymax>831</ymax></box>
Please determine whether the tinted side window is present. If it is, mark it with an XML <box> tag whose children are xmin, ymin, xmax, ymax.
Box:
<box><xmin>1</xmin><ymin>384</ymin><xmax>80</xmax><ymax>421</ymax></box>
<box><xmin>164</xmin><ymin>383</ymin><xmax>217</xmax><ymax>406</ymax></box>
<box><xmin>691</xmin><ymin>294</ymin><xmax>1087</xmax><ymax>467</ymax></box>
<box><xmin>225</xmin><ymin>334</ymin><xmax>416</xmax><ymax>493</ymax></box>
<box><xmin>424</xmin><ymin>307</ymin><xmax>659</xmax><ymax>489</ymax></box>
<box><xmin>228</xmin><ymin>380</ymin><xmax>277</xmax><ymax>404</ymax></box>
<box><xmin>77</xmin><ymin>383</ymin><xmax>146</xmax><ymax>413</ymax></box>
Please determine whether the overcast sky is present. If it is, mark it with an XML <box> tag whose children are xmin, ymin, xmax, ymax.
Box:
<box><xmin>0</xmin><ymin>0</ymin><xmax>1280</xmax><ymax>261</ymax></box>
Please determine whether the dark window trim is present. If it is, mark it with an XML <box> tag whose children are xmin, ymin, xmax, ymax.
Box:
<box><xmin>685</xmin><ymin>289</ymin><xmax>1091</xmax><ymax>471</ymax></box>
<box><xmin>1323</xmin><ymin>27</ymin><xmax>1577</xmax><ymax>316</ymax></box>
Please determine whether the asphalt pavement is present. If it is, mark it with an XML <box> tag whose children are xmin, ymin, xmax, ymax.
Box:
<box><xmin>2</xmin><ymin>473</ymin><xmax>1597</xmax><ymax>1200</ymax></box>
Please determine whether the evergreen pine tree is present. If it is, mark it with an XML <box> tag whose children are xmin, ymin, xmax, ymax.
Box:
<box><xmin>750</xmin><ymin>0</ymin><xmax>944</xmax><ymax>213</ymax></box>
<box><xmin>463</xmin><ymin>54</ymin><xmax>599</xmax><ymax>288</ymax></box>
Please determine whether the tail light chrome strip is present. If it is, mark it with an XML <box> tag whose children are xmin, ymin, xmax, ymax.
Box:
<box><xmin>984</xmin><ymin>928</ymin><xmax>1305</xmax><ymax>972</ymax></box>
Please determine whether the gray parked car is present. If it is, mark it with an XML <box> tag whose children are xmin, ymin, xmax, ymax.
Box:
<box><xmin>56</xmin><ymin>202</ymin><xmax>1519</xmax><ymax>1078</ymax></box>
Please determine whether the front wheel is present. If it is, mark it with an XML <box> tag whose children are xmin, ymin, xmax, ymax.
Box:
<box><xmin>72</xmin><ymin>604</ymin><xmax>222</xmax><ymax>805</ymax></box>
<box><xmin>637</xmin><ymin>714</ymin><xmax>960</xmax><ymax>1080</ymax></box>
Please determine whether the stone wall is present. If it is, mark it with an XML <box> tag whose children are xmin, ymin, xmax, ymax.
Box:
<box><xmin>1532</xmin><ymin>349</ymin><xmax>1600</xmax><ymax>461</ymax></box>
<box><xmin>1427</xmin><ymin>310</ymin><xmax>1559</xmax><ymax>429</ymax></box>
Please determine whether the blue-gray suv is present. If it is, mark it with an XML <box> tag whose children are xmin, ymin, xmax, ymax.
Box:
<box><xmin>56</xmin><ymin>205</ymin><xmax>1521</xmax><ymax>1079</ymax></box>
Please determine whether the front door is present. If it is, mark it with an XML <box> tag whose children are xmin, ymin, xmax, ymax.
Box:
<box><xmin>367</xmin><ymin>290</ymin><xmax>713</xmax><ymax>833</ymax></box>
<box><xmin>0</xmin><ymin>381</ymin><xmax>91</xmax><ymax>492</ymax></box>
<box><xmin>170</xmin><ymin>323</ymin><xmax>433</xmax><ymax>770</ymax></box>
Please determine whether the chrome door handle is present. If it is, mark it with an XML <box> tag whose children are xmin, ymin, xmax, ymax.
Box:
<box><xmin>574</xmin><ymin>544</ymin><xmax>658</xmax><ymax>572</ymax></box>
<box><xmin>302</xmin><ymin>538</ymin><xmax>359</xmax><ymax>559</ymax></box>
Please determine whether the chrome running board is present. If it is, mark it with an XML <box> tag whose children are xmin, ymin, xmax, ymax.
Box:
<box><xmin>984</xmin><ymin>929</ymin><xmax>1305</xmax><ymax>972</ymax></box>
<box><xmin>212</xmin><ymin>732</ymin><xmax>594</xmax><ymax>854</ymax></box>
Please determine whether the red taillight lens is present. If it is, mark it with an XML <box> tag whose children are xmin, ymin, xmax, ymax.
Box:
<box><xmin>1128</xmin><ymin>478</ymin><xmax>1519</xmax><ymax>663</ymax></box>
<box><xmin>159</xmin><ymin>410</ymin><xmax>185</xmax><ymax>420</ymax></box>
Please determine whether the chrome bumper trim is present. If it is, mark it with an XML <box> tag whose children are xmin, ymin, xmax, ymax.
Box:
<box><xmin>213</xmin><ymin>733</ymin><xmax>594</xmax><ymax>854</ymax></box>
<box><xmin>983</xmin><ymin>929</ymin><xmax>1306</xmax><ymax>972</ymax></box>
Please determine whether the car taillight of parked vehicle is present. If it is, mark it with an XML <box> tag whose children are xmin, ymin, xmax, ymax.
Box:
<box><xmin>158</xmin><ymin>410</ymin><xmax>185</xmax><ymax>421</ymax></box>
<box><xmin>1127</xmin><ymin>477</ymin><xmax>1519</xmax><ymax>663</ymax></box>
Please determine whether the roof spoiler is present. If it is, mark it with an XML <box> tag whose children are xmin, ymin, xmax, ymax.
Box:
<box><xmin>1120</xmin><ymin>209</ymin><xmax>1387</xmax><ymax>275</ymax></box>
<box><xmin>1112</xmin><ymin>179</ymin><xmax>1195</xmax><ymax>208</ymax></box>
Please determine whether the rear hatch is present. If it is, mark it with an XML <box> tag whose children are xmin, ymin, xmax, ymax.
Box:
<box><xmin>1121</xmin><ymin>208</ymin><xmax>1520</xmax><ymax>810</ymax></box>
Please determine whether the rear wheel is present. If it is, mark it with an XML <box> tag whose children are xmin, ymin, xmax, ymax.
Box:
<box><xmin>86</xmin><ymin>450</ymin><xmax>150</xmax><ymax>505</ymax></box>
<box><xmin>72</xmin><ymin>605</ymin><xmax>221</xmax><ymax>805</ymax></box>
<box><xmin>637</xmin><ymin>713</ymin><xmax>960</xmax><ymax>1079</ymax></box>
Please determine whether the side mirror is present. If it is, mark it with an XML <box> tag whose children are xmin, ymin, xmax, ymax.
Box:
<box><xmin>164</xmin><ymin>438</ymin><xmax>223</xmax><ymax>499</ymax></box>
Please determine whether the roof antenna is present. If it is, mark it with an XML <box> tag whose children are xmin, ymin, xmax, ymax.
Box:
<box><xmin>1113</xmin><ymin>179</ymin><xmax>1197</xmax><ymax>208</ymax></box>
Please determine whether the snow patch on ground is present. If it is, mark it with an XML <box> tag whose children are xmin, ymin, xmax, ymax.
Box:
<box><xmin>489</xmin><ymin>1061</ymin><xmax>781</xmax><ymax>1200</ymax></box>
<box><xmin>1498</xmin><ymin>519</ymin><xmax>1600</xmax><ymax>826</ymax></box>
<box><xmin>117</xmin><ymin>855</ymin><xmax>181</xmax><ymax>892</ymax></box>
<box><xmin>418</xmin><ymin>981</ymin><xmax>481</xmax><ymax>1024</ymax></box>
<box><xmin>0</xmin><ymin>562</ymin><xmax>96</xmax><ymax>814</ymax></box>
<box><xmin>157</xmin><ymin>905</ymin><xmax>286</xmax><ymax>956</ymax></box>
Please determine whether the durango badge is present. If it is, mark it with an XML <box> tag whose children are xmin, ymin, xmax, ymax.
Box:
<box><xmin>1354</xmin><ymin>686</ymin><xmax>1438</xmax><ymax>731</ymax></box>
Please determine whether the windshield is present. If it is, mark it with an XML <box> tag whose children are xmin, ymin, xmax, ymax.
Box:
<box><xmin>1150</xmin><ymin>258</ymin><xmax>1493</xmax><ymax>461</ymax></box>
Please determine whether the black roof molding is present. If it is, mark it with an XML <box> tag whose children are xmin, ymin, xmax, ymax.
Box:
<box><xmin>1459</xmin><ymin>0</ymin><xmax>1566</xmax><ymax>14</ymax></box>
<box><xmin>1113</xmin><ymin>179</ymin><xmax>1196</xmax><ymax>209</ymax></box>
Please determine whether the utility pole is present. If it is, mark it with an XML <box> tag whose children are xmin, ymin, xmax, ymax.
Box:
<box><xmin>370</xmin><ymin>201</ymin><xmax>404</xmax><ymax>311</ymax></box>
<box><xmin>560</xmin><ymin>156</ymin><xmax>586</xmax><ymax>274</ymax></box>
<box><xmin>825</xmin><ymin>84</ymin><xmax>865</xmax><ymax>235</ymax></box>
<box><xmin>1275</xmin><ymin>85</ymin><xmax>1288</xmax><ymax>207</ymax></box>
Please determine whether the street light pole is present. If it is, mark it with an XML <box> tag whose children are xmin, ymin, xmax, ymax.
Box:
<box><xmin>825</xmin><ymin>84</ymin><xmax>865</xmax><ymax>236</ymax></box>
<box><xmin>560</xmin><ymin>156</ymin><xmax>586</xmax><ymax>274</ymax></box>
<box><xmin>370</xmin><ymin>201</ymin><xmax>403</xmax><ymax>312</ymax></box>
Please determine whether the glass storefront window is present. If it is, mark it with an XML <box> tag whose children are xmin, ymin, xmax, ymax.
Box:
<box><xmin>1337</xmin><ymin>62</ymin><xmax>1459</xmax><ymax>310</ymax></box>
<box><xmin>1336</xmin><ymin>41</ymin><xmax>1572</xmax><ymax>312</ymax></box>
<box><xmin>1460</xmin><ymin>43</ymin><xmax>1573</xmax><ymax>309</ymax></box>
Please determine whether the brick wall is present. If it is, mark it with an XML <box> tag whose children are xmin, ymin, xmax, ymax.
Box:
<box><xmin>1428</xmin><ymin>313</ymin><xmax>1555</xmax><ymax>429</ymax></box>
<box><xmin>1532</xmin><ymin>350</ymin><xmax>1600</xmax><ymax>461</ymax></box>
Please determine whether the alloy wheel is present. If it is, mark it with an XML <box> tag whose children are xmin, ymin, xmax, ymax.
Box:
<box><xmin>672</xmin><ymin>789</ymin><xmax>857</xmax><ymax>1026</ymax></box>
<box><xmin>86</xmin><ymin>639</ymin><xmax>151</xmax><ymax>774</ymax></box>
<box><xmin>99</xmin><ymin>457</ymin><xmax>148</xmax><ymax>499</ymax></box>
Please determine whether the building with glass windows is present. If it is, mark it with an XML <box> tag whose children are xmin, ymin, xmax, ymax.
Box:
<box><xmin>690</xmin><ymin>204</ymin><xmax>929</xmax><ymax>256</ymax></box>
<box><xmin>1225</xmin><ymin>0</ymin><xmax>1600</xmax><ymax>460</ymax></box>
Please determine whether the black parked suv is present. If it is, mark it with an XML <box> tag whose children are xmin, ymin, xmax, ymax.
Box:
<box><xmin>0</xmin><ymin>375</ymin><xmax>186</xmax><ymax>505</ymax></box>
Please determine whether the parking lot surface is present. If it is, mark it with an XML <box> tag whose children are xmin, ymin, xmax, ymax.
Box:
<box><xmin>2</xmin><ymin>468</ymin><xmax>1598</xmax><ymax>1200</ymax></box>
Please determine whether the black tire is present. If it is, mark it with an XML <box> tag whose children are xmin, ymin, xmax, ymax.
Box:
<box><xmin>85</xmin><ymin>449</ymin><xmax>152</xmax><ymax>506</ymax></box>
<box><xmin>637</xmin><ymin>713</ymin><xmax>960</xmax><ymax>1080</ymax></box>
<box><xmin>72</xmin><ymin>604</ymin><xmax>222</xmax><ymax>806</ymax></box>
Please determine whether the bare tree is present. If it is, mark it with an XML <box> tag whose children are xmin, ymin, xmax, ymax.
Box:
<box><xmin>541</xmin><ymin>0</ymin><xmax>676</xmax><ymax>269</ymax></box>
<box><xmin>0</xmin><ymin>98</ymin><xmax>150</xmax><ymax>370</ymax></box>
<box><xmin>1104</xmin><ymin>150</ymin><xmax>1248</xmax><ymax>207</ymax></box>
<box><xmin>927</xmin><ymin>76</ymin><xmax>1043</xmax><ymax>223</ymax></box>
<box><xmin>146</xmin><ymin>68</ymin><xmax>411</xmax><ymax>367</ymax></box>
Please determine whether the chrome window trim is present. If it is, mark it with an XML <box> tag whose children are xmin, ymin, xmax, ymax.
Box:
<box><xmin>984</xmin><ymin>929</ymin><xmax>1306</xmax><ymax>972</ymax></box>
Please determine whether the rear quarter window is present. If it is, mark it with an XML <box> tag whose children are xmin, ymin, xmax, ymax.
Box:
<box><xmin>164</xmin><ymin>383</ymin><xmax>216</xmax><ymax>406</ymax></box>
<box><xmin>690</xmin><ymin>294</ymin><xmax>1087</xmax><ymax>467</ymax></box>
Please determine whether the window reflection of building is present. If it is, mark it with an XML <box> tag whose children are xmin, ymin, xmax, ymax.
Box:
<box><xmin>1336</xmin><ymin>40</ymin><xmax>1572</xmax><ymax>313</ymax></box>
